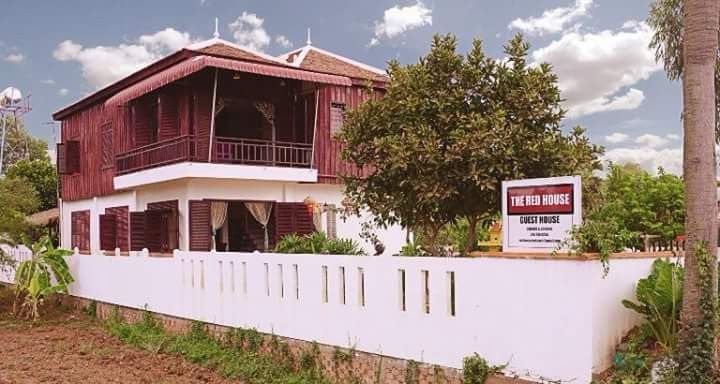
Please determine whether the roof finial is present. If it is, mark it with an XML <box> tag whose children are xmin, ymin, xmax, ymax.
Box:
<box><xmin>306</xmin><ymin>28</ymin><xmax>312</xmax><ymax>46</ymax></box>
<box><xmin>213</xmin><ymin>17</ymin><xmax>220</xmax><ymax>39</ymax></box>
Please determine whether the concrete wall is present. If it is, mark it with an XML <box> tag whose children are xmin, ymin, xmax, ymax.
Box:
<box><xmin>0</xmin><ymin>247</ymin><xmax>665</xmax><ymax>383</ymax></box>
<box><xmin>59</xmin><ymin>179</ymin><xmax>406</xmax><ymax>256</ymax></box>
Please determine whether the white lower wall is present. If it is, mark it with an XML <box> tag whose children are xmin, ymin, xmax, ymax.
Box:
<box><xmin>63</xmin><ymin>179</ymin><xmax>405</xmax><ymax>256</ymax></box>
<box><xmin>0</xmin><ymin>245</ymin><xmax>664</xmax><ymax>383</ymax></box>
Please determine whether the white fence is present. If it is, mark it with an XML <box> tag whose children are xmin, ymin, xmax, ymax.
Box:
<box><xmin>0</xmin><ymin>248</ymin><xmax>664</xmax><ymax>383</ymax></box>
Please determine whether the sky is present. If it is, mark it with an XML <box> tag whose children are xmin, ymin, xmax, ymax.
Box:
<box><xmin>0</xmin><ymin>0</ymin><xmax>683</xmax><ymax>174</ymax></box>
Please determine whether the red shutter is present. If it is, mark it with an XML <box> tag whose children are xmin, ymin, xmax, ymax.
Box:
<box><xmin>71</xmin><ymin>210</ymin><xmax>90</xmax><ymax>251</ymax></box>
<box><xmin>275</xmin><ymin>203</ymin><xmax>314</xmax><ymax>242</ymax></box>
<box><xmin>106</xmin><ymin>206</ymin><xmax>129</xmax><ymax>251</ymax></box>
<box><xmin>99</xmin><ymin>214</ymin><xmax>117</xmax><ymax>251</ymax></box>
<box><xmin>133</xmin><ymin>100</ymin><xmax>155</xmax><ymax>147</ymax></box>
<box><xmin>189</xmin><ymin>200</ymin><xmax>211</xmax><ymax>251</ymax></box>
<box><xmin>57</xmin><ymin>142</ymin><xmax>67</xmax><ymax>174</ymax></box>
<box><xmin>130</xmin><ymin>211</ymin><xmax>146</xmax><ymax>251</ymax></box>
<box><xmin>158</xmin><ymin>91</ymin><xmax>179</xmax><ymax>141</ymax></box>
<box><xmin>66</xmin><ymin>140</ymin><xmax>80</xmax><ymax>174</ymax></box>
<box><xmin>145</xmin><ymin>209</ymin><xmax>164</xmax><ymax>253</ymax></box>
<box><xmin>147</xmin><ymin>200</ymin><xmax>179</xmax><ymax>253</ymax></box>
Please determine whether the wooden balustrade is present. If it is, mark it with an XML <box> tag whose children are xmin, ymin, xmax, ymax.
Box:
<box><xmin>115</xmin><ymin>135</ymin><xmax>312</xmax><ymax>175</ymax></box>
<box><xmin>213</xmin><ymin>136</ymin><xmax>312</xmax><ymax>167</ymax></box>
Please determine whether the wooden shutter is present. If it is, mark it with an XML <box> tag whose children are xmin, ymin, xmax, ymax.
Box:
<box><xmin>99</xmin><ymin>214</ymin><xmax>117</xmax><ymax>251</ymax></box>
<box><xmin>130</xmin><ymin>211</ymin><xmax>146</xmax><ymax>251</ymax></box>
<box><xmin>106</xmin><ymin>206</ymin><xmax>129</xmax><ymax>251</ymax></box>
<box><xmin>189</xmin><ymin>200</ymin><xmax>211</xmax><ymax>251</ymax></box>
<box><xmin>133</xmin><ymin>100</ymin><xmax>156</xmax><ymax>147</ymax></box>
<box><xmin>145</xmin><ymin>209</ymin><xmax>164</xmax><ymax>253</ymax></box>
<box><xmin>57</xmin><ymin>142</ymin><xmax>67</xmax><ymax>174</ymax></box>
<box><xmin>275</xmin><ymin>203</ymin><xmax>314</xmax><ymax>242</ymax></box>
<box><xmin>158</xmin><ymin>91</ymin><xmax>179</xmax><ymax>141</ymax></box>
<box><xmin>64</xmin><ymin>140</ymin><xmax>80</xmax><ymax>174</ymax></box>
<box><xmin>147</xmin><ymin>200</ymin><xmax>179</xmax><ymax>253</ymax></box>
<box><xmin>101</xmin><ymin>122</ymin><xmax>113</xmax><ymax>168</ymax></box>
<box><xmin>71</xmin><ymin>210</ymin><xmax>90</xmax><ymax>252</ymax></box>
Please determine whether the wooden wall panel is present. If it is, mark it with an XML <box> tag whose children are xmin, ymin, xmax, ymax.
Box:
<box><xmin>158</xmin><ymin>90</ymin><xmax>179</xmax><ymax>141</ymax></box>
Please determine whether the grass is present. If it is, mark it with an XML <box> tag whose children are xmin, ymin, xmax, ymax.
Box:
<box><xmin>105</xmin><ymin>310</ymin><xmax>328</xmax><ymax>384</ymax></box>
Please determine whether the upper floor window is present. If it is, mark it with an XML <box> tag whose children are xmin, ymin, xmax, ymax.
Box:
<box><xmin>57</xmin><ymin>140</ymin><xmax>80</xmax><ymax>175</ymax></box>
<box><xmin>330</xmin><ymin>102</ymin><xmax>346</xmax><ymax>136</ymax></box>
<box><xmin>101</xmin><ymin>122</ymin><xmax>113</xmax><ymax>169</ymax></box>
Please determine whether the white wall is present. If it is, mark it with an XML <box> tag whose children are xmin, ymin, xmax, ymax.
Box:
<box><xmin>0</xmin><ymin>246</ymin><xmax>661</xmax><ymax>383</ymax></box>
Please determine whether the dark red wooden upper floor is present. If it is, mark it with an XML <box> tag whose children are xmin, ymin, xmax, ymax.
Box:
<box><xmin>54</xmin><ymin>39</ymin><xmax>386</xmax><ymax>201</ymax></box>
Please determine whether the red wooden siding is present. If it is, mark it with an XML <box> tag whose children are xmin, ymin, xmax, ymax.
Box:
<box><xmin>70</xmin><ymin>210</ymin><xmax>90</xmax><ymax>252</ymax></box>
<box><xmin>275</xmin><ymin>202</ymin><xmax>314</xmax><ymax>242</ymax></box>
<box><xmin>189</xmin><ymin>200</ymin><xmax>211</xmax><ymax>251</ymax></box>
<box><xmin>105</xmin><ymin>205</ymin><xmax>129</xmax><ymax>251</ymax></box>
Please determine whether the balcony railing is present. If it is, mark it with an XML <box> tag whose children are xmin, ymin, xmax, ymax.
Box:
<box><xmin>213</xmin><ymin>136</ymin><xmax>312</xmax><ymax>167</ymax></box>
<box><xmin>116</xmin><ymin>135</ymin><xmax>195</xmax><ymax>175</ymax></box>
<box><xmin>115</xmin><ymin>135</ymin><xmax>312</xmax><ymax>175</ymax></box>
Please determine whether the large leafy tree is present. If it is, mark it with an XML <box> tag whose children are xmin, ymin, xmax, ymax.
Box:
<box><xmin>0</xmin><ymin>177</ymin><xmax>39</xmax><ymax>242</ymax></box>
<box><xmin>339</xmin><ymin>34</ymin><xmax>602</xmax><ymax>255</ymax></box>
<box><xmin>5</xmin><ymin>158</ymin><xmax>58</xmax><ymax>211</ymax></box>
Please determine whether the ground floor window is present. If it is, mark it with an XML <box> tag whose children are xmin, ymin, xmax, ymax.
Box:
<box><xmin>129</xmin><ymin>200</ymin><xmax>179</xmax><ymax>254</ymax></box>
<box><xmin>70</xmin><ymin>210</ymin><xmax>90</xmax><ymax>252</ymax></box>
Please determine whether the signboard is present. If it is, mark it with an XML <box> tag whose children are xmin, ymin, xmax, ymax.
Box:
<box><xmin>501</xmin><ymin>176</ymin><xmax>582</xmax><ymax>252</ymax></box>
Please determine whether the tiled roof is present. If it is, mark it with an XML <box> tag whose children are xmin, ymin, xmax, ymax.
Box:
<box><xmin>191</xmin><ymin>43</ymin><xmax>280</xmax><ymax>65</ymax></box>
<box><xmin>280</xmin><ymin>46</ymin><xmax>389</xmax><ymax>83</ymax></box>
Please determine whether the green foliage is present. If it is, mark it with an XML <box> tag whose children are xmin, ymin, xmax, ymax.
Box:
<box><xmin>559</xmin><ymin>164</ymin><xmax>684</xmax><ymax>274</ymax></box>
<box><xmin>5</xmin><ymin>157</ymin><xmax>58</xmax><ymax>211</ymax></box>
<box><xmin>398</xmin><ymin>241</ymin><xmax>427</xmax><ymax>257</ymax></box>
<box><xmin>622</xmin><ymin>259</ymin><xmax>683</xmax><ymax>353</ymax></box>
<box><xmin>338</xmin><ymin>33</ymin><xmax>601</xmax><ymax>255</ymax></box>
<box><xmin>13</xmin><ymin>236</ymin><xmax>73</xmax><ymax>320</ymax></box>
<box><xmin>0</xmin><ymin>177</ymin><xmax>39</xmax><ymax>242</ymax></box>
<box><xmin>404</xmin><ymin>360</ymin><xmax>419</xmax><ymax>384</ymax></box>
<box><xmin>412</xmin><ymin>217</ymin><xmax>492</xmax><ymax>256</ymax></box>
<box><xmin>674</xmin><ymin>242</ymin><xmax>718</xmax><ymax>384</ymax></box>
<box><xmin>603</xmin><ymin>328</ymin><xmax>653</xmax><ymax>384</ymax></box>
<box><xmin>106</xmin><ymin>314</ymin><xmax>328</xmax><ymax>384</ymax></box>
<box><xmin>462</xmin><ymin>353</ymin><xmax>505</xmax><ymax>384</ymax></box>
<box><xmin>275</xmin><ymin>232</ymin><xmax>365</xmax><ymax>255</ymax></box>
<box><xmin>83</xmin><ymin>300</ymin><xmax>97</xmax><ymax>318</ymax></box>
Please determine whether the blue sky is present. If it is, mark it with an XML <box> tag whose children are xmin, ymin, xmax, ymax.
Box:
<box><xmin>0</xmin><ymin>0</ymin><xmax>683</xmax><ymax>173</ymax></box>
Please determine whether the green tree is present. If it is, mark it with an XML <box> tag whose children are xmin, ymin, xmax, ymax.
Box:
<box><xmin>0</xmin><ymin>114</ymin><xmax>48</xmax><ymax>173</ymax></box>
<box><xmin>0</xmin><ymin>177</ymin><xmax>39</xmax><ymax>242</ymax></box>
<box><xmin>5</xmin><ymin>158</ymin><xmax>58</xmax><ymax>211</ymax></box>
<box><xmin>338</xmin><ymin>34</ymin><xmax>601</xmax><ymax>255</ymax></box>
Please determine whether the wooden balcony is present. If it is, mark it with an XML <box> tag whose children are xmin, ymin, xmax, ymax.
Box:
<box><xmin>115</xmin><ymin>135</ymin><xmax>313</xmax><ymax>175</ymax></box>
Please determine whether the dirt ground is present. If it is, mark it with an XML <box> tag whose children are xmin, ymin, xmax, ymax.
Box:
<box><xmin>0</xmin><ymin>288</ymin><xmax>241</xmax><ymax>384</ymax></box>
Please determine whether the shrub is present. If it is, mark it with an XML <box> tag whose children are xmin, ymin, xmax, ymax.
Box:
<box><xmin>275</xmin><ymin>232</ymin><xmax>365</xmax><ymax>255</ymax></box>
<box><xmin>622</xmin><ymin>258</ymin><xmax>683</xmax><ymax>353</ymax></box>
<box><xmin>462</xmin><ymin>353</ymin><xmax>505</xmax><ymax>384</ymax></box>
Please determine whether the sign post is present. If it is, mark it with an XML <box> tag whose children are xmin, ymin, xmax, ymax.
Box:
<box><xmin>501</xmin><ymin>176</ymin><xmax>581</xmax><ymax>252</ymax></box>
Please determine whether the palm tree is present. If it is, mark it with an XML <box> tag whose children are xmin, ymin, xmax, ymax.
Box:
<box><xmin>677</xmin><ymin>0</ymin><xmax>719</xmax><ymax>377</ymax></box>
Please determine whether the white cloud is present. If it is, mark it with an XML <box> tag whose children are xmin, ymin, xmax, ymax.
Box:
<box><xmin>3</xmin><ymin>52</ymin><xmax>25</xmax><ymax>63</ymax></box>
<box><xmin>58</xmin><ymin>88</ymin><xmax>69</xmax><ymax>96</ymax></box>
<box><xmin>53</xmin><ymin>28</ymin><xmax>195</xmax><ymax>89</ymax></box>
<box><xmin>635</xmin><ymin>133</ymin><xmax>669</xmax><ymax>148</ymax></box>
<box><xmin>603</xmin><ymin>146</ymin><xmax>683</xmax><ymax>175</ymax></box>
<box><xmin>532</xmin><ymin>21</ymin><xmax>661</xmax><ymax>118</ymax></box>
<box><xmin>275</xmin><ymin>35</ymin><xmax>293</xmax><ymax>49</ymax></box>
<box><xmin>605</xmin><ymin>132</ymin><xmax>628</xmax><ymax>144</ymax></box>
<box><xmin>229</xmin><ymin>12</ymin><xmax>271</xmax><ymax>52</ymax></box>
<box><xmin>41</xmin><ymin>79</ymin><xmax>56</xmax><ymax>85</ymax></box>
<box><xmin>370</xmin><ymin>1</ymin><xmax>432</xmax><ymax>45</ymax></box>
<box><xmin>667</xmin><ymin>133</ymin><xmax>680</xmax><ymax>140</ymax></box>
<box><xmin>509</xmin><ymin>0</ymin><xmax>593</xmax><ymax>36</ymax></box>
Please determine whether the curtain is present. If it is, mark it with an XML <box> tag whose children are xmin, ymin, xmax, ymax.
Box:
<box><xmin>210</xmin><ymin>201</ymin><xmax>228</xmax><ymax>250</ymax></box>
<box><xmin>245</xmin><ymin>202</ymin><xmax>273</xmax><ymax>250</ymax></box>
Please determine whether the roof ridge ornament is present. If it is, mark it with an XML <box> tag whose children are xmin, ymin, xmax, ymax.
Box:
<box><xmin>213</xmin><ymin>17</ymin><xmax>220</xmax><ymax>39</ymax></box>
<box><xmin>306</xmin><ymin>28</ymin><xmax>312</xmax><ymax>46</ymax></box>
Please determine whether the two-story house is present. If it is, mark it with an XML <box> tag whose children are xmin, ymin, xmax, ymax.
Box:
<box><xmin>53</xmin><ymin>36</ymin><xmax>404</xmax><ymax>256</ymax></box>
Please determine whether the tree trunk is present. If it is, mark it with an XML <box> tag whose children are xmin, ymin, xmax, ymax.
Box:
<box><xmin>464</xmin><ymin>216</ymin><xmax>478</xmax><ymax>256</ymax></box>
<box><xmin>678</xmin><ymin>0</ymin><xmax>719</xmax><ymax>365</ymax></box>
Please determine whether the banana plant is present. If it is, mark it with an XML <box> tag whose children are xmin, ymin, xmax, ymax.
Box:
<box><xmin>13</xmin><ymin>236</ymin><xmax>73</xmax><ymax>320</ymax></box>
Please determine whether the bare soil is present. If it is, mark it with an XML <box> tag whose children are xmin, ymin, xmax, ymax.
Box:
<box><xmin>0</xmin><ymin>287</ymin><xmax>241</xmax><ymax>384</ymax></box>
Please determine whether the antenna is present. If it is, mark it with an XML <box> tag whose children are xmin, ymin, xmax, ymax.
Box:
<box><xmin>213</xmin><ymin>17</ymin><xmax>220</xmax><ymax>39</ymax></box>
<box><xmin>306</xmin><ymin>28</ymin><xmax>312</xmax><ymax>46</ymax></box>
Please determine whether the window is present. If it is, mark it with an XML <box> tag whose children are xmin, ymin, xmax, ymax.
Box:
<box><xmin>129</xmin><ymin>200</ymin><xmax>179</xmax><ymax>254</ymax></box>
<box><xmin>101</xmin><ymin>122</ymin><xmax>113</xmax><ymax>169</ymax></box>
<box><xmin>71</xmin><ymin>210</ymin><xmax>90</xmax><ymax>252</ymax></box>
<box><xmin>100</xmin><ymin>206</ymin><xmax>129</xmax><ymax>251</ymax></box>
<box><xmin>330</xmin><ymin>102</ymin><xmax>346</xmax><ymax>135</ymax></box>
<box><xmin>57</xmin><ymin>140</ymin><xmax>80</xmax><ymax>174</ymax></box>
